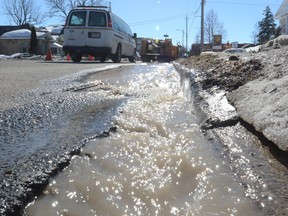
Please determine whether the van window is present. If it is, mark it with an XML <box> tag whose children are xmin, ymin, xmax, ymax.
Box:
<box><xmin>111</xmin><ymin>14</ymin><xmax>133</xmax><ymax>37</ymax></box>
<box><xmin>124</xmin><ymin>23</ymin><xmax>132</xmax><ymax>36</ymax></box>
<box><xmin>69</xmin><ymin>11</ymin><xmax>87</xmax><ymax>26</ymax></box>
<box><xmin>112</xmin><ymin>15</ymin><xmax>125</xmax><ymax>33</ymax></box>
<box><xmin>88</xmin><ymin>11</ymin><xmax>107</xmax><ymax>27</ymax></box>
<box><xmin>112</xmin><ymin>15</ymin><xmax>121</xmax><ymax>32</ymax></box>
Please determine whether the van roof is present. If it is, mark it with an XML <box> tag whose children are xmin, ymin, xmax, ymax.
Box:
<box><xmin>75</xmin><ymin>5</ymin><xmax>110</xmax><ymax>10</ymax></box>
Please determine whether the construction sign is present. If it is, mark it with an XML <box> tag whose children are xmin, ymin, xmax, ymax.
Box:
<box><xmin>213</xmin><ymin>35</ymin><xmax>222</xmax><ymax>45</ymax></box>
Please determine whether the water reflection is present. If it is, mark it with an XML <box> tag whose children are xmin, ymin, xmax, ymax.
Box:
<box><xmin>25</xmin><ymin>64</ymin><xmax>260</xmax><ymax>215</ymax></box>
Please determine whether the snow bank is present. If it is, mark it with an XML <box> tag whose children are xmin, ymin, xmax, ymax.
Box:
<box><xmin>0</xmin><ymin>53</ymin><xmax>43</xmax><ymax>60</ymax></box>
<box><xmin>260</xmin><ymin>35</ymin><xmax>288</xmax><ymax>50</ymax></box>
<box><xmin>228</xmin><ymin>69</ymin><xmax>288</xmax><ymax>152</ymax></box>
<box><xmin>0</xmin><ymin>54</ymin><xmax>11</xmax><ymax>59</ymax></box>
<box><xmin>0</xmin><ymin>53</ymin><xmax>25</xmax><ymax>59</ymax></box>
<box><xmin>245</xmin><ymin>45</ymin><xmax>261</xmax><ymax>52</ymax></box>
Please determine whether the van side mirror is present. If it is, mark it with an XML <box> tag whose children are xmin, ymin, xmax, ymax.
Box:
<box><xmin>133</xmin><ymin>33</ymin><xmax>137</xmax><ymax>39</ymax></box>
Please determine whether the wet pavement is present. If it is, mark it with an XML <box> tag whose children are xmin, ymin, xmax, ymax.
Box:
<box><xmin>0</xmin><ymin>60</ymin><xmax>129</xmax><ymax>215</ymax></box>
<box><xmin>0</xmin><ymin>60</ymin><xmax>287</xmax><ymax>215</ymax></box>
<box><xmin>25</xmin><ymin>63</ymin><xmax>260</xmax><ymax>216</ymax></box>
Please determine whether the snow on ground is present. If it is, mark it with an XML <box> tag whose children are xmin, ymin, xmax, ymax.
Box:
<box><xmin>245</xmin><ymin>45</ymin><xmax>261</xmax><ymax>52</ymax></box>
<box><xmin>0</xmin><ymin>54</ymin><xmax>11</xmax><ymax>59</ymax></box>
<box><xmin>178</xmin><ymin>37</ymin><xmax>288</xmax><ymax>152</ymax></box>
<box><xmin>0</xmin><ymin>53</ymin><xmax>44</xmax><ymax>60</ymax></box>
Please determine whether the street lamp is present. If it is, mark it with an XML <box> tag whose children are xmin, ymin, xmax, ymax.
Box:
<box><xmin>176</xmin><ymin>29</ymin><xmax>185</xmax><ymax>47</ymax></box>
<box><xmin>177</xmin><ymin>29</ymin><xmax>188</xmax><ymax>57</ymax></box>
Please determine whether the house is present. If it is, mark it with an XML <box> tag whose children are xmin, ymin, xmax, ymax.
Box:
<box><xmin>0</xmin><ymin>28</ymin><xmax>53</xmax><ymax>55</ymax></box>
<box><xmin>275</xmin><ymin>0</ymin><xmax>288</xmax><ymax>35</ymax></box>
<box><xmin>0</xmin><ymin>24</ymin><xmax>32</xmax><ymax>54</ymax></box>
<box><xmin>0</xmin><ymin>25</ymin><xmax>64</xmax><ymax>56</ymax></box>
<box><xmin>40</xmin><ymin>25</ymin><xmax>64</xmax><ymax>55</ymax></box>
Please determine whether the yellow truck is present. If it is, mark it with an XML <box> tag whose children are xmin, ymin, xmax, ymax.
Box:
<box><xmin>140</xmin><ymin>38</ymin><xmax>179</xmax><ymax>62</ymax></box>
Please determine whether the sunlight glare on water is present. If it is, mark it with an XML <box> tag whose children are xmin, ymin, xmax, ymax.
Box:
<box><xmin>25</xmin><ymin>64</ymin><xmax>260</xmax><ymax>216</ymax></box>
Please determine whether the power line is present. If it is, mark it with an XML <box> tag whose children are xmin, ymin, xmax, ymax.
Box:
<box><xmin>128</xmin><ymin>15</ymin><xmax>183</xmax><ymax>26</ymax></box>
<box><xmin>206</xmin><ymin>1</ymin><xmax>282</xmax><ymax>7</ymax></box>
<box><xmin>188</xmin><ymin>4</ymin><xmax>201</xmax><ymax>36</ymax></box>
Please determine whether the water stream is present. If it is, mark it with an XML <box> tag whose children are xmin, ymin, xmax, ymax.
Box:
<box><xmin>25</xmin><ymin>64</ymin><xmax>260</xmax><ymax>215</ymax></box>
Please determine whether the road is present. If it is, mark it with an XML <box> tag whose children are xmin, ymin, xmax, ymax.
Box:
<box><xmin>0</xmin><ymin>59</ymin><xmax>136</xmax><ymax>215</ymax></box>
<box><xmin>24</xmin><ymin>61</ymin><xmax>260</xmax><ymax>216</ymax></box>
<box><xmin>0</xmin><ymin>59</ymin><xmax>286</xmax><ymax>215</ymax></box>
<box><xmin>0</xmin><ymin>60</ymin><xmax>129</xmax><ymax>111</ymax></box>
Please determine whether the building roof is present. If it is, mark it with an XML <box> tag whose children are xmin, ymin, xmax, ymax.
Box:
<box><xmin>275</xmin><ymin>0</ymin><xmax>288</xmax><ymax>19</ymax></box>
<box><xmin>43</xmin><ymin>25</ymin><xmax>64</xmax><ymax>35</ymax></box>
<box><xmin>0</xmin><ymin>24</ymin><xmax>31</xmax><ymax>36</ymax></box>
<box><xmin>0</xmin><ymin>29</ymin><xmax>53</xmax><ymax>40</ymax></box>
<box><xmin>0</xmin><ymin>29</ymin><xmax>31</xmax><ymax>39</ymax></box>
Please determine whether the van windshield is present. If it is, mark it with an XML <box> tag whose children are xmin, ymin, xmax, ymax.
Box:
<box><xmin>89</xmin><ymin>12</ymin><xmax>107</xmax><ymax>27</ymax></box>
<box><xmin>69</xmin><ymin>11</ymin><xmax>87</xmax><ymax>26</ymax></box>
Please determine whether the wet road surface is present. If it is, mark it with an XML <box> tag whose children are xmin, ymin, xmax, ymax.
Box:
<box><xmin>22</xmin><ymin>63</ymin><xmax>259</xmax><ymax>215</ymax></box>
<box><xmin>0</xmin><ymin>60</ymin><xmax>286</xmax><ymax>215</ymax></box>
<box><xmin>0</xmin><ymin>60</ymin><xmax>132</xmax><ymax>215</ymax></box>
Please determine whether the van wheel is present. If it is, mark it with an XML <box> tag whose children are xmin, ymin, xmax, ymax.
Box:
<box><xmin>113</xmin><ymin>45</ymin><xmax>121</xmax><ymax>63</ymax></box>
<box><xmin>71</xmin><ymin>53</ymin><xmax>82</xmax><ymax>62</ymax></box>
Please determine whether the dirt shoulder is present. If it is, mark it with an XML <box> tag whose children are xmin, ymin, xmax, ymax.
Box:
<box><xmin>177</xmin><ymin>51</ymin><xmax>264</xmax><ymax>92</ymax></box>
<box><xmin>177</xmin><ymin>46</ymin><xmax>288</xmax><ymax>152</ymax></box>
<box><xmin>175</xmin><ymin>42</ymin><xmax>288</xmax><ymax>214</ymax></box>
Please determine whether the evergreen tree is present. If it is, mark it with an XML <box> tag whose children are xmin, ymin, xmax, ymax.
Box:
<box><xmin>257</xmin><ymin>6</ymin><xmax>276</xmax><ymax>44</ymax></box>
<box><xmin>29</xmin><ymin>26</ymin><xmax>38</xmax><ymax>54</ymax></box>
<box><xmin>275</xmin><ymin>26</ymin><xmax>282</xmax><ymax>38</ymax></box>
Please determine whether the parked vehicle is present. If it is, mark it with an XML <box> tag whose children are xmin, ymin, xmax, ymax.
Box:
<box><xmin>63</xmin><ymin>6</ymin><xmax>137</xmax><ymax>63</ymax></box>
<box><xmin>140</xmin><ymin>38</ymin><xmax>179</xmax><ymax>62</ymax></box>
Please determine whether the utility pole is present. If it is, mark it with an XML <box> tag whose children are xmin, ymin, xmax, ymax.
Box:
<box><xmin>182</xmin><ymin>31</ymin><xmax>184</xmax><ymax>48</ymax></box>
<box><xmin>186</xmin><ymin>14</ymin><xmax>188</xmax><ymax>55</ymax></box>
<box><xmin>176</xmin><ymin>29</ymin><xmax>185</xmax><ymax>58</ymax></box>
<box><xmin>201</xmin><ymin>0</ymin><xmax>205</xmax><ymax>53</ymax></box>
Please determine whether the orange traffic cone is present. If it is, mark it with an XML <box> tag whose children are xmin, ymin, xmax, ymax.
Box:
<box><xmin>88</xmin><ymin>55</ymin><xmax>94</xmax><ymax>61</ymax></box>
<box><xmin>67</xmin><ymin>53</ymin><xmax>71</xmax><ymax>61</ymax></box>
<box><xmin>46</xmin><ymin>47</ymin><xmax>52</xmax><ymax>61</ymax></box>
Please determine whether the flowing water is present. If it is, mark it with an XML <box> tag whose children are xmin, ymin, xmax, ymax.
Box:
<box><xmin>25</xmin><ymin>64</ymin><xmax>260</xmax><ymax>216</ymax></box>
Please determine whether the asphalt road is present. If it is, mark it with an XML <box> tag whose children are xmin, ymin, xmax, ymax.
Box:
<box><xmin>0</xmin><ymin>59</ymin><xmax>130</xmax><ymax>111</ymax></box>
<box><xmin>0</xmin><ymin>59</ymin><xmax>136</xmax><ymax>215</ymax></box>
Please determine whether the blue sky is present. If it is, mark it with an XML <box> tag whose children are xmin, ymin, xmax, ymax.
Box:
<box><xmin>0</xmin><ymin>0</ymin><xmax>285</xmax><ymax>46</ymax></box>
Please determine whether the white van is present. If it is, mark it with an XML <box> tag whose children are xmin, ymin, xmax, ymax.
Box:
<box><xmin>63</xmin><ymin>6</ymin><xmax>137</xmax><ymax>63</ymax></box>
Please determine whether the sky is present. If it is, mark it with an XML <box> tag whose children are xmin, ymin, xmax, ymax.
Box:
<box><xmin>0</xmin><ymin>0</ymin><xmax>285</xmax><ymax>47</ymax></box>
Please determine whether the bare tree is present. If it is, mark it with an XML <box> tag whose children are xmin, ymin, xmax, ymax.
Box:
<box><xmin>194</xmin><ymin>34</ymin><xmax>200</xmax><ymax>44</ymax></box>
<box><xmin>4</xmin><ymin>0</ymin><xmax>45</xmax><ymax>25</ymax></box>
<box><xmin>251</xmin><ymin>23</ymin><xmax>259</xmax><ymax>45</ymax></box>
<box><xmin>45</xmin><ymin>0</ymin><xmax>106</xmax><ymax>21</ymax></box>
<box><xmin>204</xmin><ymin>9</ymin><xmax>226</xmax><ymax>44</ymax></box>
